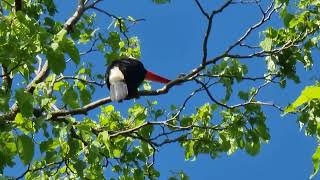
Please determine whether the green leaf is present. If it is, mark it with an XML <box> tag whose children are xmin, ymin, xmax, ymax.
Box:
<box><xmin>280</xmin><ymin>8</ymin><xmax>294</xmax><ymax>28</ymax></box>
<box><xmin>184</xmin><ymin>141</ymin><xmax>195</xmax><ymax>161</ymax></box>
<box><xmin>80</xmin><ymin>89</ymin><xmax>91</xmax><ymax>106</ymax></box>
<box><xmin>244</xmin><ymin>131</ymin><xmax>260</xmax><ymax>156</ymax></box>
<box><xmin>141</xmin><ymin>142</ymin><xmax>152</xmax><ymax>157</ymax></box>
<box><xmin>65</xmin><ymin>139</ymin><xmax>80</xmax><ymax>160</ymax></box>
<box><xmin>0</xmin><ymin>89</ymin><xmax>9</xmax><ymax>112</ymax></box>
<box><xmin>266</xmin><ymin>56</ymin><xmax>276</xmax><ymax>73</ymax></box>
<box><xmin>62</xmin><ymin>87</ymin><xmax>79</xmax><ymax>109</ymax></box>
<box><xmin>238</xmin><ymin>91</ymin><xmax>249</xmax><ymax>101</ymax></box>
<box><xmin>40</xmin><ymin>139</ymin><xmax>59</xmax><ymax>153</ymax></box>
<box><xmin>113</xmin><ymin>149</ymin><xmax>122</xmax><ymax>158</ymax></box>
<box><xmin>289</xmin><ymin>16</ymin><xmax>303</xmax><ymax>28</ymax></box>
<box><xmin>260</xmin><ymin>38</ymin><xmax>272</xmax><ymax>51</ymax></box>
<box><xmin>143</xmin><ymin>81</ymin><xmax>151</xmax><ymax>91</ymax></box>
<box><xmin>61</xmin><ymin>38</ymin><xmax>80</xmax><ymax>64</ymax></box>
<box><xmin>15</xmin><ymin>89</ymin><xmax>34</xmax><ymax>118</ymax></box>
<box><xmin>74</xmin><ymin>160</ymin><xmax>86</xmax><ymax>177</ymax></box>
<box><xmin>53</xmin><ymin>81</ymin><xmax>67</xmax><ymax>91</ymax></box>
<box><xmin>152</xmin><ymin>0</ymin><xmax>170</xmax><ymax>4</ymax></box>
<box><xmin>14</xmin><ymin>113</ymin><xmax>34</xmax><ymax>134</ymax></box>
<box><xmin>102</xmin><ymin>105</ymin><xmax>114</xmax><ymax>114</ymax></box>
<box><xmin>16</xmin><ymin>135</ymin><xmax>34</xmax><ymax>165</ymax></box>
<box><xmin>56</xmin><ymin>29</ymin><xmax>67</xmax><ymax>42</ymax></box>
<box><xmin>100</xmin><ymin>131</ymin><xmax>110</xmax><ymax>148</ymax></box>
<box><xmin>311</xmin><ymin>145</ymin><xmax>320</xmax><ymax>179</ymax></box>
<box><xmin>43</xmin><ymin>0</ymin><xmax>57</xmax><ymax>16</ymax></box>
<box><xmin>285</xmin><ymin>86</ymin><xmax>320</xmax><ymax>113</ymax></box>
<box><xmin>79</xmin><ymin>33</ymin><xmax>91</xmax><ymax>43</ymax></box>
<box><xmin>46</xmin><ymin>49</ymin><xmax>66</xmax><ymax>74</ymax></box>
<box><xmin>180</xmin><ymin>117</ymin><xmax>193</xmax><ymax>127</ymax></box>
<box><xmin>107</xmin><ymin>32</ymin><xmax>120</xmax><ymax>51</ymax></box>
<box><xmin>179</xmin><ymin>172</ymin><xmax>189</xmax><ymax>180</ymax></box>
<box><xmin>133</xmin><ymin>168</ymin><xmax>144</xmax><ymax>180</ymax></box>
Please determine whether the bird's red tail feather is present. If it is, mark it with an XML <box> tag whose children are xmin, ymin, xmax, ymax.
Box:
<box><xmin>145</xmin><ymin>71</ymin><xmax>170</xmax><ymax>84</ymax></box>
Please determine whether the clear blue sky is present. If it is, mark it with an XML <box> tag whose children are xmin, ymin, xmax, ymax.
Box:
<box><xmin>6</xmin><ymin>0</ymin><xmax>320</xmax><ymax>179</ymax></box>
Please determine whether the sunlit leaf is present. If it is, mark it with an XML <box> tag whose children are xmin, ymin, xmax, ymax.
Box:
<box><xmin>285</xmin><ymin>86</ymin><xmax>320</xmax><ymax>113</ymax></box>
<box><xmin>311</xmin><ymin>145</ymin><xmax>320</xmax><ymax>179</ymax></box>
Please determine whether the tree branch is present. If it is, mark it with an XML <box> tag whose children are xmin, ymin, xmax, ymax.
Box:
<box><xmin>89</xmin><ymin>6</ymin><xmax>145</xmax><ymax>46</ymax></box>
<box><xmin>1</xmin><ymin>0</ymin><xmax>12</xmax><ymax>8</ymax></box>
<box><xmin>212</xmin><ymin>0</ymin><xmax>233</xmax><ymax>15</ymax></box>
<box><xmin>14</xmin><ymin>0</ymin><xmax>22</xmax><ymax>12</ymax></box>
<box><xmin>51</xmin><ymin>97</ymin><xmax>111</xmax><ymax>117</ymax></box>
<box><xmin>201</xmin><ymin>13</ymin><xmax>213</xmax><ymax>66</ymax></box>
<box><xmin>194</xmin><ymin>0</ymin><xmax>209</xmax><ymax>19</ymax></box>
<box><xmin>194</xmin><ymin>78</ymin><xmax>231</xmax><ymax>109</ymax></box>
<box><xmin>225</xmin><ymin>0</ymin><xmax>279</xmax><ymax>54</ymax></box>
<box><xmin>64</xmin><ymin>0</ymin><xmax>85</xmax><ymax>32</ymax></box>
<box><xmin>56</xmin><ymin>76</ymin><xmax>105</xmax><ymax>87</ymax></box>
<box><xmin>194</xmin><ymin>0</ymin><xmax>233</xmax><ymax>66</ymax></box>
<box><xmin>1</xmin><ymin>66</ymin><xmax>12</xmax><ymax>91</ymax></box>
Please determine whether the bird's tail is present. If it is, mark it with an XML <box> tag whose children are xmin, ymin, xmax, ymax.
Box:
<box><xmin>110</xmin><ymin>81</ymin><xmax>128</xmax><ymax>102</ymax></box>
<box><xmin>145</xmin><ymin>71</ymin><xmax>170</xmax><ymax>84</ymax></box>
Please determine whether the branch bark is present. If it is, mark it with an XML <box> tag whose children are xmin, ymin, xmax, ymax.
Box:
<box><xmin>14</xmin><ymin>0</ymin><xmax>22</xmax><ymax>12</ymax></box>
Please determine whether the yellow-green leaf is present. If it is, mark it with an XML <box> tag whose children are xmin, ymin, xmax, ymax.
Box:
<box><xmin>310</xmin><ymin>145</ymin><xmax>320</xmax><ymax>179</ymax></box>
<box><xmin>14</xmin><ymin>113</ymin><xmax>34</xmax><ymax>134</ymax></box>
<box><xmin>285</xmin><ymin>86</ymin><xmax>320</xmax><ymax>113</ymax></box>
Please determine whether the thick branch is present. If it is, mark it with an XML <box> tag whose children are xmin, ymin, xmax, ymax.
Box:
<box><xmin>14</xmin><ymin>0</ymin><xmax>22</xmax><ymax>12</ymax></box>
<box><xmin>52</xmin><ymin>97</ymin><xmax>111</xmax><ymax>117</ymax></box>
<box><xmin>201</xmin><ymin>13</ymin><xmax>213</xmax><ymax>66</ymax></box>
<box><xmin>1</xmin><ymin>66</ymin><xmax>12</xmax><ymax>91</ymax></box>
<box><xmin>64</xmin><ymin>0</ymin><xmax>85</xmax><ymax>32</ymax></box>
<box><xmin>1</xmin><ymin>0</ymin><xmax>12</xmax><ymax>8</ymax></box>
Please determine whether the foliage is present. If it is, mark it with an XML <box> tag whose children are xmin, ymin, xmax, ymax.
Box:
<box><xmin>284</xmin><ymin>84</ymin><xmax>320</xmax><ymax>178</ymax></box>
<box><xmin>0</xmin><ymin>0</ymin><xmax>319</xmax><ymax>179</ymax></box>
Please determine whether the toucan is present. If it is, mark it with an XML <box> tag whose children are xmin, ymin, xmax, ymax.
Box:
<box><xmin>106</xmin><ymin>58</ymin><xmax>171</xmax><ymax>102</ymax></box>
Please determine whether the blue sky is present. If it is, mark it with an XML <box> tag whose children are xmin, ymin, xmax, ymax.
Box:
<box><xmin>6</xmin><ymin>0</ymin><xmax>320</xmax><ymax>179</ymax></box>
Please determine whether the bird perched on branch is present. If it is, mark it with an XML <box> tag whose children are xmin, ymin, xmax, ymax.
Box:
<box><xmin>105</xmin><ymin>58</ymin><xmax>171</xmax><ymax>102</ymax></box>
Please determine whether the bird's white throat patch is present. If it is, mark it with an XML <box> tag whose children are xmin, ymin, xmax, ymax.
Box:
<box><xmin>109</xmin><ymin>66</ymin><xmax>125</xmax><ymax>83</ymax></box>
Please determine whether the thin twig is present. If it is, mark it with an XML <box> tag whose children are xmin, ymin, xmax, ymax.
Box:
<box><xmin>56</xmin><ymin>76</ymin><xmax>105</xmax><ymax>87</ymax></box>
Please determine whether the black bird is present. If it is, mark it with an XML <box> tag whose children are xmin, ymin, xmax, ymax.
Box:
<box><xmin>106</xmin><ymin>58</ymin><xmax>171</xmax><ymax>102</ymax></box>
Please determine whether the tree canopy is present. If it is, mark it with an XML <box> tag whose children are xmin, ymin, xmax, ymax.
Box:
<box><xmin>0</xmin><ymin>0</ymin><xmax>320</xmax><ymax>179</ymax></box>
